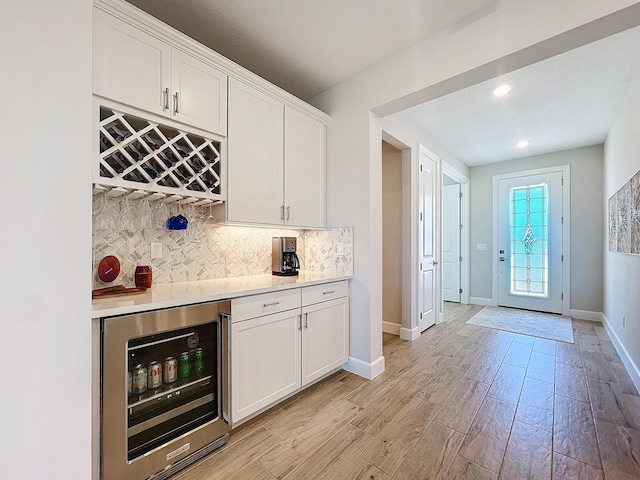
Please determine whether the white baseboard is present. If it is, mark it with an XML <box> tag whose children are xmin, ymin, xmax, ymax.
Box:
<box><xmin>569</xmin><ymin>309</ymin><xmax>604</xmax><ymax>322</ymax></box>
<box><xmin>602</xmin><ymin>314</ymin><xmax>640</xmax><ymax>394</ymax></box>
<box><xmin>382</xmin><ymin>321</ymin><xmax>401</xmax><ymax>336</ymax></box>
<box><xmin>400</xmin><ymin>326</ymin><xmax>420</xmax><ymax>341</ymax></box>
<box><xmin>469</xmin><ymin>297</ymin><xmax>496</xmax><ymax>307</ymax></box>
<box><xmin>343</xmin><ymin>355</ymin><xmax>385</xmax><ymax>380</ymax></box>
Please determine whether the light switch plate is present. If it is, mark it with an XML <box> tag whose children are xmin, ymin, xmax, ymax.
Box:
<box><xmin>336</xmin><ymin>243</ymin><xmax>344</xmax><ymax>255</ymax></box>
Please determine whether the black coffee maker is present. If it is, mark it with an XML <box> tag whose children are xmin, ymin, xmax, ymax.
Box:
<box><xmin>272</xmin><ymin>237</ymin><xmax>300</xmax><ymax>276</ymax></box>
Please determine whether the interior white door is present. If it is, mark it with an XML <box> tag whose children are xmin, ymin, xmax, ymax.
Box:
<box><xmin>442</xmin><ymin>183</ymin><xmax>461</xmax><ymax>302</ymax></box>
<box><xmin>498</xmin><ymin>171</ymin><xmax>563</xmax><ymax>313</ymax></box>
<box><xmin>419</xmin><ymin>148</ymin><xmax>439</xmax><ymax>331</ymax></box>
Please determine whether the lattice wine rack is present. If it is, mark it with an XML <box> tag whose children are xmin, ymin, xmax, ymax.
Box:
<box><xmin>96</xmin><ymin>106</ymin><xmax>223</xmax><ymax>201</ymax></box>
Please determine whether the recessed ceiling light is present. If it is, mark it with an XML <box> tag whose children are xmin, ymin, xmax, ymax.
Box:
<box><xmin>493</xmin><ymin>84</ymin><xmax>512</xmax><ymax>97</ymax></box>
<box><xmin>517</xmin><ymin>139</ymin><xmax>530</xmax><ymax>148</ymax></box>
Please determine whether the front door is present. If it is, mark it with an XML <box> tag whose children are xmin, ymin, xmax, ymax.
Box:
<box><xmin>419</xmin><ymin>147</ymin><xmax>439</xmax><ymax>331</ymax></box>
<box><xmin>498</xmin><ymin>171</ymin><xmax>564</xmax><ymax>314</ymax></box>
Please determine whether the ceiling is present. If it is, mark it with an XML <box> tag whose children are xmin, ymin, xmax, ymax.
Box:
<box><xmin>405</xmin><ymin>26</ymin><xmax>640</xmax><ymax>166</ymax></box>
<box><xmin>125</xmin><ymin>0</ymin><xmax>640</xmax><ymax>167</ymax></box>
<box><xmin>125</xmin><ymin>0</ymin><xmax>497</xmax><ymax>100</ymax></box>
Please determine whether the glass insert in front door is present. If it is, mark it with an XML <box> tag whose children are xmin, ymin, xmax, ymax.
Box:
<box><xmin>509</xmin><ymin>183</ymin><xmax>549</xmax><ymax>298</ymax></box>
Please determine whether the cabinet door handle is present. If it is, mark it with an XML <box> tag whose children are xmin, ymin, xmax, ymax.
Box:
<box><xmin>304</xmin><ymin>313</ymin><xmax>308</xmax><ymax>329</ymax></box>
<box><xmin>280</xmin><ymin>205</ymin><xmax>285</xmax><ymax>221</ymax></box>
<box><xmin>173</xmin><ymin>92</ymin><xmax>179</xmax><ymax>114</ymax></box>
<box><xmin>298</xmin><ymin>315</ymin><xmax>302</xmax><ymax>331</ymax></box>
<box><xmin>263</xmin><ymin>301</ymin><xmax>280</xmax><ymax>308</ymax></box>
<box><xmin>163</xmin><ymin>88</ymin><xmax>170</xmax><ymax>110</ymax></box>
<box><xmin>286</xmin><ymin>206</ymin><xmax>290</xmax><ymax>221</ymax></box>
<box><xmin>323</xmin><ymin>290</ymin><xmax>335</xmax><ymax>295</ymax></box>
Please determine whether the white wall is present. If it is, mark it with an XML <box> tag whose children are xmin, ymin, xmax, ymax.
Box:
<box><xmin>0</xmin><ymin>1</ymin><xmax>93</xmax><ymax>478</ymax></box>
<box><xmin>382</xmin><ymin>142</ymin><xmax>403</xmax><ymax>328</ymax></box>
<box><xmin>311</xmin><ymin>0</ymin><xmax>637</xmax><ymax>376</ymax></box>
<box><xmin>468</xmin><ymin>145</ymin><xmax>605</xmax><ymax>313</ymax></box>
<box><xmin>604</xmin><ymin>64</ymin><xmax>640</xmax><ymax>383</ymax></box>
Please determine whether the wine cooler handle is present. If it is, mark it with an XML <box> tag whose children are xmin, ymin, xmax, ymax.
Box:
<box><xmin>221</xmin><ymin>312</ymin><xmax>231</xmax><ymax>424</ymax></box>
<box><xmin>174</xmin><ymin>92</ymin><xmax>179</xmax><ymax>114</ymax></box>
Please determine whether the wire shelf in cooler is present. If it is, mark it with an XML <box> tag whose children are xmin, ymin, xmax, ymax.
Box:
<box><xmin>128</xmin><ymin>374</ymin><xmax>213</xmax><ymax>410</ymax></box>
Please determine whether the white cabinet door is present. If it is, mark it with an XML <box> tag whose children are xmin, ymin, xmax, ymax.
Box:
<box><xmin>301</xmin><ymin>297</ymin><xmax>349</xmax><ymax>386</ymax></box>
<box><xmin>231</xmin><ymin>309</ymin><xmax>301</xmax><ymax>422</ymax></box>
<box><xmin>284</xmin><ymin>107</ymin><xmax>326</xmax><ymax>228</ymax></box>
<box><xmin>227</xmin><ymin>79</ymin><xmax>284</xmax><ymax>225</ymax></box>
<box><xmin>171</xmin><ymin>49</ymin><xmax>227</xmax><ymax>136</ymax></box>
<box><xmin>93</xmin><ymin>9</ymin><xmax>227</xmax><ymax>136</ymax></box>
<box><xmin>93</xmin><ymin>9</ymin><xmax>171</xmax><ymax>117</ymax></box>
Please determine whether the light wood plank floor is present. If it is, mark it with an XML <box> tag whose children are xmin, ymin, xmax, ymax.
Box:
<box><xmin>174</xmin><ymin>303</ymin><xmax>640</xmax><ymax>479</ymax></box>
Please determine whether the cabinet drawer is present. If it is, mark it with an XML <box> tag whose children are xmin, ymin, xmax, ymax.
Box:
<box><xmin>231</xmin><ymin>288</ymin><xmax>301</xmax><ymax>322</ymax></box>
<box><xmin>302</xmin><ymin>281</ymin><xmax>349</xmax><ymax>307</ymax></box>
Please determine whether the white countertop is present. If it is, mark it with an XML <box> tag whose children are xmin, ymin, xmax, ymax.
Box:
<box><xmin>92</xmin><ymin>271</ymin><xmax>352</xmax><ymax>318</ymax></box>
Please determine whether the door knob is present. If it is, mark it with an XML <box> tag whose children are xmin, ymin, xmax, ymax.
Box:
<box><xmin>432</xmin><ymin>261</ymin><xmax>438</xmax><ymax>265</ymax></box>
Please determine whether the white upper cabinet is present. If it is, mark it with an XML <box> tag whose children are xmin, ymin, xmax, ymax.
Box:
<box><xmin>93</xmin><ymin>8</ymin><xmax>227</xmax><ymax>136</ymax></box>
<box><xmin>170</xmin><ymin>49</ymin><xmax>227</xmax><ymax>135</ymax></box>
<box><xmin>285</xmin><ymin>107</ymin><xmax>326</xmax><ymax>228</ymax></box>
<box><xmin>227</xmin><ymin>78</ymin><xmax>284</xmax><ymax>225</ymax></box>
<box><xmin>227</xmin><ymin>79</ymin><xmax>326</xmax><ymax>228</ymax></box>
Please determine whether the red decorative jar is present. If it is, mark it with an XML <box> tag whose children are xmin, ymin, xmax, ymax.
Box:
<box><xmin>135</xmin><ymin>265</ymin><xmax>152</xmax><ymax>289</ymax></box>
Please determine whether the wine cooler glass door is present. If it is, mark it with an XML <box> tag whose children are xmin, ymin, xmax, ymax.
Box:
<box><xmin>102</xmin><ymin>301</ymin><xmax>230</xmax><ymax>480</ymax></box>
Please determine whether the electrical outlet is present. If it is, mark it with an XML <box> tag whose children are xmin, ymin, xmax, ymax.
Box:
<box><xmin>151</xmin><ymin>242</ymin><xmax>163</xmax><ymax>259</ymax></box>
<box><xmin>336</xmin><ymin>243</ymin><xmax>344</xmax><ymax>255</ymax></box>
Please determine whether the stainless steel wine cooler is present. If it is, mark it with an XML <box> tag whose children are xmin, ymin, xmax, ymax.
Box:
<box><xmin>101</xmin><ymin>301</ymin><xmax>231</xmax><ymax>480</ymax></box>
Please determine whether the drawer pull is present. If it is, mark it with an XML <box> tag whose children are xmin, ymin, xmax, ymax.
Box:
<box><xmin>322</xmin><ymin>290</ymin><xmax>335</xmax><ymax>295</ymax></box>
<box><xmin>263</xmin><ymin>301</ymin><xmax>280</xmax><ymax>308</ymax></box>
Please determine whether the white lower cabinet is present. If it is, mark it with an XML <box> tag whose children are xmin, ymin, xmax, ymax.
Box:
<box><xmin>231</xmin><ymin>281</ymin><xmax>349</xmax><ymax>424</ymax></box>
<box><xmin>231</xmin><ymin>308</ymin><xmax>301</xmax><ymax>422</ymax></box>
<box><xmin>302</xmin><ymin>296</ymin><xmax>349</xmax><ymax>385</ymax></box>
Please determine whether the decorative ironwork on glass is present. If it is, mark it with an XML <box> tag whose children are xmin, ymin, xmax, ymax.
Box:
<box><xmin>520</xmin><ymin>224</ymin><xmax>537</xmax><ymax>257</ymax></box>
<box><xmin>509</xmin><ymin>183</ymin><xmax>549</xmax><ymax>298</ymax></box>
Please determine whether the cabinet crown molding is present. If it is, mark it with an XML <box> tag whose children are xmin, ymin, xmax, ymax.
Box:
<box><xmin>93</xmin><ymin>0</ymin><xmax>330</xmax><ymax>123</ymax></box>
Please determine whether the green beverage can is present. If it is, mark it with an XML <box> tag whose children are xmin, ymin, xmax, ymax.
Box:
<box><xmin>194</xmin><ymin>348</ymin><xmax>204</xmax><ymax>374</ymax></box>
<box><xmin>179</xmin><ymin>352</ymin><xmax>190</xmax><ymax>379</ymax></box>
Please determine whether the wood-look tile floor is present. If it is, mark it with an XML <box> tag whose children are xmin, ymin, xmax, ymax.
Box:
<box><xmin>174</xmin><ymin>303</ymin><xmax>640</xmax><ymax>479</ymax></box>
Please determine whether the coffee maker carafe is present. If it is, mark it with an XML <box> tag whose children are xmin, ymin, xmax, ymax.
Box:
<box><xmin>272</xmin><ymin>237</ymin><xmax>300</xmax><ymax>276</ymax></box>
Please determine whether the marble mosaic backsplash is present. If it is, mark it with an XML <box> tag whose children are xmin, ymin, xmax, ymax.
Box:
<box><xmin>92</xmin><ymin>196</ymin><xmax>353</xmax><ymax>288</ymax></box>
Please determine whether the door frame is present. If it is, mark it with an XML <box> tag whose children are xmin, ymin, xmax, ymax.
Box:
<box><xmin>491</xmin><ymin>165</ymin><xmax>571</xmax><ymax>315</ymax></box>
<box><xmin>380</xmin><ymin>134</ymin><xmax>442</xmax><ymax>340</ymax></box>
<box><xmin>442</xmin><ymin>162</ymin><xmax>470</xmax><ymax>305</ymax></box>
